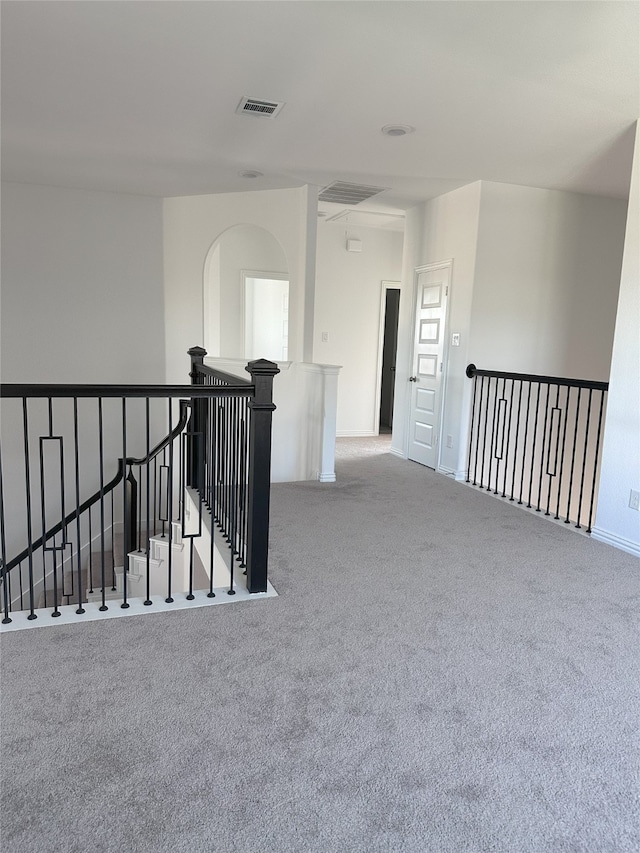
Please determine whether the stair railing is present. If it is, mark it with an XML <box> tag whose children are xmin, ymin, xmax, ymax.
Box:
<box><xmin>465</xmin><ymin>364</ymin><xmax>608</xmax><ymax>532</ymax></box>
<box><xmin>0</xmin><ymin>348</ymin><xmax>279</xmax><ymax>625</ymax></box>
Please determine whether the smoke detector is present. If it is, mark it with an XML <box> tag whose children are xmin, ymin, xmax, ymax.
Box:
<box><xmin>236</xmin><ymin>97</ymin><xmax>285</xmax><ymax>119</ymax></box>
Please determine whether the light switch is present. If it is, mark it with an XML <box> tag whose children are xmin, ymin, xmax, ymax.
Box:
<box><xmin>451</xmin><ymin>333</ymin><xmax>460</xmax><ymax>346</ymax></box>
<box><xmin>321</xmin><ymin>331</ymin><xmax>329</xmax><ymax>342</ymax></box>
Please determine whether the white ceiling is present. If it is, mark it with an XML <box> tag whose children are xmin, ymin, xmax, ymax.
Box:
<box><xmin>1</xmin><ymin>0</ymin><xmax>638</xmax><ymax>217</ymax></box>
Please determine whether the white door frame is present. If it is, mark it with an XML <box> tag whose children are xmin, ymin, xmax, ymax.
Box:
<box><xmin>241</xmin><ymin>269</ymin><xmax>289</xmax><ymax>361</ymax></box>
<box><xmin>406</xmin><ymin>260</ymin><xmax>453</xmax><ymax>471</ymax></box>
<box><xmin>373</xmin><ymin>280</ymin><xmax>402</xmax><ymax>435</ymax></box>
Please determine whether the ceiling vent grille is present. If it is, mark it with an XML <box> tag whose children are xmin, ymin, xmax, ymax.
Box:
<box><xmin>236</xmin><ymin>97</ymin><xmax>285</xmax><ymax>119</ymax></box>
<box><xmin>318</xmin><ymin>181</ymin><xmax>386</xmax><ymax>205</ymax></box>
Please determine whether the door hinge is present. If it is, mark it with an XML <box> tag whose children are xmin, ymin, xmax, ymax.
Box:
<box><xmin>440</xmin><ymin>361</ymin><xmax>443</xmax><ymax>372</ymax></box>
<box><xmin>446</xmin><ymin>286</ymin><xmax>449</xmax><ymax>296</ymax></box>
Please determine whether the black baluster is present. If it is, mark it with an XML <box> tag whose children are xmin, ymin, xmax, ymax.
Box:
<box><xmin>110</xmin><ymin>490</ymin><xmax>116</xmax><ymax>590</ymax></box>
<box><xmin>555</xmin><ymin>386</ymin><xmax>571</xmax><ymax>520</ymax></box>
<box><xmin>527</xmin><ymin>383</ymin><xmax>541</xmax><ymax>508</ymax></box>
<box><xmin>486</xmin><ymin>378</ymin><xmax>498</xmax><ymax>491</ymax></box>
<box><xmin>98</xmin><ymin>398</ymin><xmax>107</xmax><ymax>611</ymax></box>
<box><xmin>22</xmin><ymin>398</ymin><xmax>36</xmax><ymax>619</ymax></box>
<box><xmin>565</xmin><ymin>388</ymin><xmax>582</xmax><ymax>523</ymax></box>
<box><xmin>121</xmin><ymin>398</ymin><xmax>129</xmax><ymax>609</ymax></box>
<box><xmin>144</xmin><ymin>398</ymin><xmax>152</xmax><ymax>606</ymax></box>
<box><xmin>0</xmin><ymin>445</ymin><xmax>11</xmax><ymax>624</ymax></box>
<box><xmin>536</xmin><ymin>383</ymin><xmax>551</xmax><ymax>512</ymax></box>
<box><xmin>509</xmin><ymin>380</ymin><xmax>523</xmax><ymax>501</ymax></box>
<box><xmin>502</xmin><ymin>379</ymin><xmax>515</xmax><ymax>498</ymax></box>
<box><xmin>545</xmin><ymin>386</ymin><xmax>561</xmax><ymax>516</ymax></box>
<box><xmin>586</xmin><ymin>390</ymin><xmax>607</xmax><ymax>534</ymax></box>
<box><xmin>575</xmin><ymin>389</ymin><xmax>593</xmax><ymax>529</ymax></box>
<box><xmin>472</xmin><ymin>375</ymin><xmax>484</xmax><ymax>487</ymax></box>
<box><xmin>518</xmin><ymin>382</ymin><xmax>532</xmax><ymax>504</ymax></box>
<box><xmin>166</xmin><ymin>399</ymin><xmax>174</xmax><ymax>603</ymax></box>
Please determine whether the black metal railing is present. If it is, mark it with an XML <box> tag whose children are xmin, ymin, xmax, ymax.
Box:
<box><xmin>465</xmin><ymin>364</ymin><xmax>608</xmax><ymax>532</ymax></box>
<box><xmin>0</xmin><ymin>348</ymin><xmax>279</xmax><ymax>625</ymax></box>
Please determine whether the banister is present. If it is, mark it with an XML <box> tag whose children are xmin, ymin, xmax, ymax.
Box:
<box><xmin>465</xmin><ymin>363</ymin><xmax>608</xmax><ymax>392</ymax></box>
<box><xmin>0</xmin><ymin>384</ymin><xmax>253</xmax><ymax>398</ymax></box>
<box><xmin>196</xmin><ymin>364</ymin><xmax>253</xmax><ymax>387</ymax></box>
<box><xmin>0</xmin><ymin>346</ymin><xmax>280</xmax><ymax>620</ymax></box>
<box><xmin>1</xmin><ymin>400</ymin><xmax>191</xmax><ymax>577</ymax></box>
<box><xmin>464</xmin><ymin>362</ymin><xmax>608</xmax><ymax>533</ymax></box>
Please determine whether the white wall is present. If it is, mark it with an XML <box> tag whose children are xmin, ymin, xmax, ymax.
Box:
<box><xmin>0</xmin><ymin>182</ymin><xmax>166</xmax><ymax>383</ymax></box>
<box><xmin>0</xmin><ymin>181</ymin><xmax>166</xmax><ymax>575</ymax></box>
<box><xmin>163</xmin><ymin>186</ymin><xmax>316</xmax><ymax>382</ymax></box>
<box><xmin>218</xmin><ymin>226</ymin><xmax>287</xmax><ymax>358</ymax></box>
<box><xmin>393</xmin><ymin>182</ymin><xmax>482</xmax><ymax>471</ymax></box>
<box><xmin>594</xmin><ymin>124</ymin><xmax>640</xmax><ymax>556</ymax></box>
<box><xmin>203</xmin><ymin>357</ymin><xmax>340</xmax><ymax>483</ymax></box>
<box><xmin>470</xmin><ymin>183</ymin><xmax>627</xmax><ymax>380</ymax></box>
<box><xmin>313</xmin><ymin>221</ymin><xmax>403</xmax><ymax>435</ymax></box>
<box><xmin>394</xmin><ymin>180</ymin><xmax>627</xmax><ymax>478</ymax></box>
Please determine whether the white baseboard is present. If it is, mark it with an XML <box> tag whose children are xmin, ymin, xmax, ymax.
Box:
<box><xmin>438</xmin><ymin>465</ymin><xmax>455</xmax><ymax>477</ymax></box>
<box><xmin>318</xmin><ymin>473</ymin><xmax>336</xmax><ymax>483</ymax></box>
<box><xmin>390</xmin><ymin>447</ymin><xmax>407</xmax><ymax>460</ymax></box>
<box><xmin>336</xmin><ymin>430</ymin><xmax>377</xmax><ymax>437</ymax></box>
<box><xmin>590</xmin><ymin>527</ymin><xmax>640</xmax><ymax>558</ymax></box>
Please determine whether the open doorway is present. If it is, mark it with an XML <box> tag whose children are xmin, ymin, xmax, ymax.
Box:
<box><xmin>243</xmin><ymin>272</ymin><xmax>289</xmax><ymax>362</ymax></box>
<box><xmin>377</xmin><ymin>284</ymin><xmax>401</xmax><ymax>434</ymax></box>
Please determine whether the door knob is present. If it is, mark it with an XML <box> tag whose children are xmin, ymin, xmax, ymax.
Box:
<box><xmin>409</xmin><ymin>376</ymin><xmax>417</xmax><ymax>382</ymax></box>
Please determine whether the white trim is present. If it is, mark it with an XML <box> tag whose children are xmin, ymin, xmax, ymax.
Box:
<box><xmin>337</xmin><ymin>430</ymin><xmax>377</xmax><ymax>437</ymax></box>
<box><xmin>374</xmin><ymin>280</ymin><xmax>402</xmax><ymax>437</ymax></box>
<box><xmin>454</xmin><ymin>470</ymin><xmax>468</xmax><ymax>482</ymax></box>
<box><xmin>318</xmin><ymin>473</ymin><xmax>337</xmax><ymax>483</ymax></box>
<box><xmin>591</xmin><ymin>527</ymin><xmax>640</xmax><ymax>558</ymax></box>
<box><xmin>390</xmin><ymin>447</ymin><xmax>408</xmax><ymax>460</ymax></box>
<box><xmin>241</xmin><ymin>269</ymin><xmax>289</xmax><ymax>361</ymax></box>
<box><xmin>437</xmin><ymin>465</ymin><xmax>456</xmax><ymax>477</ymax></box>
<box><xmin>298</xmin><ymin>362</ymin><xmax>342</xmax><ymax>375</ymax></box>
<box><xmin>1</xmin><ymin>583</ymin><xmax>278</xmax><ymax>633</ymax></box>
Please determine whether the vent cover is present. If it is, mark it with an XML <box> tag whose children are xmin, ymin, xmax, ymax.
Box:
<box><xmin>236</xmin><ymin>97</ymin><xmax>285</xmax><ymax>119</ymax></box>
<box><xmin>318</xmin><ymin>181</ymin><xmax>386</xmax><ymax>205</ymax></box>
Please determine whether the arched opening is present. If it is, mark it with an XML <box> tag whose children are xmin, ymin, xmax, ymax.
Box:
<box><xmin>203</xmin><ymin>225</ymin><xmax>289</xmax><ymax>360</ymax></box>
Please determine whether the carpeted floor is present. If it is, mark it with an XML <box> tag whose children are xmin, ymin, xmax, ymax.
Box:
<box><xmin>1</xmin><ymin>438</ymin><xmax>639</xmax><ymax>853</ymax></box>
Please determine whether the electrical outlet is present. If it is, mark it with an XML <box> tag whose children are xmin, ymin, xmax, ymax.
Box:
<box><xmin>630</xmin><ymin>489</ymin><xmax>640</xmax><ymax>511</ymax></box>
<box><xmin>321</xmin><ymin>331</ymin><xmax>328</xmax><ymax>343</ymax></box>
<box><xmin>446</xmin><ymin>435</ymin><xmax>453</xmax><ymax>448</ymax></box>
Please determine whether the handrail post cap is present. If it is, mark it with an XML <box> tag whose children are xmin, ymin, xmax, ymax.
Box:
<box><xmin>466</xmin><ymin>363</ymin><xmax>477</xmax><ymax>378</ymax></box>
<box><xmin>246</xmin><ymin>359</ymin><xmax>281</xmax><ymax>377</ymax></box>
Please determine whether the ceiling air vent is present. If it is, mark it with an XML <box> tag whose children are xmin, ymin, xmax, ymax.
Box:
<box><xmin>236</xmin><ymin>97</ymin><xmax>285</xmax><ymax>119</ymax></box>
<box><xmin>318</xmin><ymin>181</ymin><xmax>386</xmax><ymax>205</ymax></box>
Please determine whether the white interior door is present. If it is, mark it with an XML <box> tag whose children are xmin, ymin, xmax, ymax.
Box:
<box><xmin>407</xmin><ymin>263</ymin><xmax>451</xmax><ymax>468</ymax></box>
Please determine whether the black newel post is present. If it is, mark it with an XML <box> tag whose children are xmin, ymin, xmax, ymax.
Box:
<box><xmin>187</xmin><ymin>347</ymin><xmax>207</xmax><ymax>491</ymax></box>
<box><xmin>245</xmin><ymin>358</ymin><xmax>280</xmax><ymax>593</ymax></box>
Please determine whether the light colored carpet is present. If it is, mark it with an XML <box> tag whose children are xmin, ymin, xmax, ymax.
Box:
<box><xmin>1</xmin><ymin>439</ymin><xmax>639</xmax><ymax>852</ymax></box>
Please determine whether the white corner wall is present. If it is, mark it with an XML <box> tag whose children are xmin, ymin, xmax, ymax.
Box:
<box><xmin>470</xmin><ymin>183</ymin><xmax>627</xmax><ymax>381</ymax></box>
<box><xmin>313</xmin><ymin>222</ymin><xmax>403</xmax><ymax>435</ymax></box>
<box><xmin>594</xmin><ymin>124</ymin><xmax>640</xmax><ymax>556</ymax></box>
<box><xmin>394</xmin><ymin>180</ymin><xmax>627</xmax><ymax>480</ymax></box>
<box><xmin>163</xmin><ymin>186</ymin><xmax>317</xmax><ymax>383</ymax></box>
<box><xmin>0</xmin><ymin>181</ymin><xmax>165</xmax><ymax>382</ymax></box>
